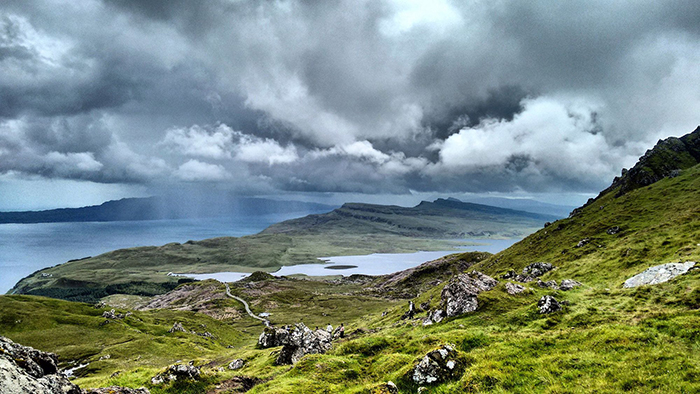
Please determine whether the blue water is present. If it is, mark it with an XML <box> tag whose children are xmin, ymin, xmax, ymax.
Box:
<box><xmin>0</xmin><ymin>213</ymin><xmax>314</xmax><ymax>294</ymax></box>
<box><xmin>183</xmin><ymin>238</ymin><xmax>519</xmax><ymax>282</ymax></box>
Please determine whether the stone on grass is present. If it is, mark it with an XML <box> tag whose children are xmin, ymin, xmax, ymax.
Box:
<box><xmin>559</xmin><ymin>279</ymin><xmax>582</xmax><ymax>291</ymax></box>
<box><xmin>83</xmin><ymin>387</ymin><xmax>150</xmax><ymax>394</ymax></box>
<box><xmin>521</xmin><ymin>262</ymin><xmax>554</xmax><ymax>278</ymax></box>
<box><xmin>623</xmin><ymin>262</ymin><xmax>696</xmax><ymax>288</ymax></box>
<box><xmin>505</xmin><ymin>282</ymin><xmax>528</xmax><ymax>295</ymax></box>
<box><xmin>537</xmin><ymin>279</ymin><xmax>559</xmax><ymax>290</ymax></box>
<box><xmin>538</xmin><ymin>295</ymin><xmax>562</xmax><ymax>314</ymax></box>
<box><xmin>410</xmin><ymin>345</ymin><xmax>466</xmax><ymax>385</ymax></box>
<box><xmin>441</xmin><ymin>271</ymin><xmax>497</xmax><ymax>318</ymax></box>
<box><xmin>228</xmin><ymin>359</ymin><xmax>245</xmax><ymax>370</ymax></box>
<box><xmin>150</xmin><ymin>363</ymin><xmax>200</xmax><ymax>385</ymax></box>
<box><xmin>168</xmin><ymin>322</ymin><xmax>186</xmax><ymax>333</ymax></box>
<box><xmin>275</xmin><ymin>324</ymin><xmax>332</xmax><ymax>365</ymax></box>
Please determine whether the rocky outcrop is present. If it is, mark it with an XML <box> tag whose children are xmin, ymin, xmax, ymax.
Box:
<box><xmin>424</xmin><ymin>271</ymin><xmax>497</xmax><ymax>325</ymax></box>
<box><xmin>538</xmin><ymin>295</ymin><xmax>562</xmax><ymax>314</ymax></box>
<box><xmin>522</xmin><ymin>262</ymin><xmax>554</xmax><ymax>277</ymax></box>
<box><xmin>150</xmin><ymin>363</ymin><xmax>200</xmax><ymax>385</ymax></box>
<box><xmin>623</xmin><ymin>262</ymin><xmax>696</xmax><ymax>288</ymax></box>
<box><xmin>598</xmin><ymin>126</ymin><xmax>700</xmax><ymax>199</ymax></box>
<box><xmin>372</xmin><ymin>252</ymin><xmax>492</xmax><ymax>298</ymax></box>
<box><xmin>83</xmin><ymin>388</ymin><xmax>149</xmax><ymax>394</ymax></box>
<box><xmin>606</xmin><ymin>226</ymin><xmax>621</xmax><ymax>235</ymax></box>
<box><xmin>423</xmin><ymin>309</ymin><xmax>444</xmax><ymax>326</ymax></box>
<box><xmin>537</xmin><ymin>279</ymin><xmax>559</xmax><ymax>290</ymax></box>
<box><xmin>410</xmin><ymin>345</ymin><xmax>466</xmax><ymax>385</ymax></box>
<box><xmin>258</xmin><ymin>323</ymin><xmax>333</xmax><ymax>365</ymax></box>
<box><xmin>257</xmin><ymin>326</ymin><xmax>290</xmax><ymax>348</ymax></box>
<box><xmin>559</xmin><ymin>279</ymin><xmax>582</xmax><ymax>291</ymax></box>
<box><xmin>275</xmin><ymin>324</ymin><xmax>333</xmax><ymax>365</ymax></box>
<box><xmin>228</xmin><ymin>359</ymin><xmax>245</xmax><ymax>370</ymax></box>
<box><xmin>441</xmin><ymin>271</ymin><xmax>498</xmax><ymax>318</ymax></box>
<box><xmin>168</xmin><ymin>322</ymin><xmax>186</xmax><ymax>333</ymax></box>
<box><xmin>505</xmin><ymin>282</ymin><xmax>528</xmax><ymax>295</ymax></box>
<box><xmin>0</xmin><ymin>336</ymin><xmax>81</xmax><ymax>394</ymax></box>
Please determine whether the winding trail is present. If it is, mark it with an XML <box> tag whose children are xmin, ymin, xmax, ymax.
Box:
<box><xmin>223</xmin><ymin>282</ymin><xmax>270</xmax><ymax>326</ymax></box>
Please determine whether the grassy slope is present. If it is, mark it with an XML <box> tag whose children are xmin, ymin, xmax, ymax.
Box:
<box><xmin>11</xmin><ymin>199</ymin><xmax>549</xmax><ymax>300</ymax></box>
<box><xmin>245</xmin><ymin>164</ymin><xmax>700</xmax><ymax>393</ymax></box>
<box><xmin>0</xmin><ymin>278</ymin><xmax>404</xmax><ymax>392</ymax></box>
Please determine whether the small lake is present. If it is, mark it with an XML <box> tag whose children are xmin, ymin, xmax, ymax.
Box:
<box><xmin>182</xmin><ymin>238</ymin><xmax>519</xmax><ymax>282</ymax></box>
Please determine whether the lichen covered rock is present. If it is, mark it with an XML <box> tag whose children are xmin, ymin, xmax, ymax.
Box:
<box><xmin>623</xmin><ymin>262</ymin><xmax>696</xmax><ymax>288</ymax></box>
<box><xmin>559</xmin><ymin>279</ymin><xmax>582</xmax><ymax>291</ymax></box>
<box><xmin>410</xmin><ymin>345</ymin><xmax>466</xmax><ymax>385</ymax></box>
<box><xmin>441</xmin><ymin>271</ymin><xmax>497</xmax><ymax>317</ymax></box>
<box><xmin>150</xmin><ymin>363</ymin><xmax>200</xmax><ymax>385</ymax></box>
<box><xmin>0</xmin><ymin>336</ymin><xmax>81</xmax><ymax>394</ymax></box>
<box><xmin>275</xmin><ymin>324</ymin><xmax>332</xmax><ymax>365</ymax></box>
<box><xmin>538</xmin><ymin>295</ymin><xmax>562</xmax><ymax>314</ymax></box>
<box><xmin>505</xmin><ymin>282</ymin><xmax>528</xmax><ymax>295</ymax></box>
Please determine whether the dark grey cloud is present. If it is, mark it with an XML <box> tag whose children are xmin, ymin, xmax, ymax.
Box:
<box><xmin>0</xmin><ymin>0</ymin><xmax>698</xmax><ymax>198</ymax></box>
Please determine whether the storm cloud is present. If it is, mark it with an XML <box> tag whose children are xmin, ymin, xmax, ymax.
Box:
<box><xmin>1</xmin><ymin>0</ymin><xmax>698</xmax><ymax>198</ymax></box>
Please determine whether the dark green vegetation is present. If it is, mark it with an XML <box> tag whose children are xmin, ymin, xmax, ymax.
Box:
<box><xmin>3</xmin><ymin>128</ymin><xmax>700</xmax><ymax>392</ymax></box>
<box><xmin>10</xmin><ymin>198</ymin><xmax>551</xmax><ymax>301</ymax></box>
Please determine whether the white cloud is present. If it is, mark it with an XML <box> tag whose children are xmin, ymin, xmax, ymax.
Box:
<box><xmin>43</xmin><ymin>151</ymin><xmax>103</xmax><ymax>174</ymax></box>
<box><xmin>429</xmin><ymin>96</ymin><xmax>638</xmax><ymax>187</ymax></box>
<box><xmin>235</xmin><ymin>137</ymin><xmax>298</xmax><ymax>165</ymax></box>
<box><xmin>160</xmin><ymin>124</ymin><xmax>235</xmax><ymax>159</ymax></box>
<box><xmin>174</xmin><ymin>159</ymin><xmax>231</xmax><ymax>182</ymax></box>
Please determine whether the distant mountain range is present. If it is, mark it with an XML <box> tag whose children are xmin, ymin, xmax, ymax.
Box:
<box><xmin>0</xmin><ymin>194</ymin><xmax>572</xmax><ymax>224</ymax></box>
<box><xmin>459</xmin><ymin>196</ymin><xmax>575</xmax><ymax>217</ymax></box>
<box><xmin>0</xmin><ymin>196</ymin><xmax>337</xmax><ymax>224</ymax></box>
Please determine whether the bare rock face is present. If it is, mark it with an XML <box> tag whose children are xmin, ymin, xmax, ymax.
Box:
<box><xmin>505</xmin><ymin>282</ymin><xmax>528</xmax><ymax>295</ymax></box>
<box><xmin>538</xmin><ymin>295</ymin><xmax>562</xmax><ymax>314</ymax></box>
<box><xmin>441</xmin><ymin>271</ymin><xmax>497</xmax><ymax>318</ymax></box>
<box><xmin>275</xmin><ymin>324</ymin><xmax>333</xmax><ymax>365</ymax></box>
<box><xmin>410</xmin><ymin>345</ymin><xmax>466</xmax><ymax>385</ymax></box>
<box><xmin>0</xmin><ymin>336</ymin><xmax>81</xmax><ymax>394</ymax></box>
<box><xmin>623</xmin><ymin>262</ymin><xmax>696</xmax><ymax>288</ymax></box>
<box><xmin>559</xmin><ymin>279</ymin><xmax>582</xmax><ymax>291</ymax></box>
<box><xmin>150</xmin><ymin>363</ymin><xmax>200</xmax><ymax>385</ymax></box>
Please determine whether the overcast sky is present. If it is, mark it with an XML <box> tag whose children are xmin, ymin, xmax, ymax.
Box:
<box><xmin>1</xmin><ymin>0</ymin><xmax>698</xmax><ymax>210</ymax></box>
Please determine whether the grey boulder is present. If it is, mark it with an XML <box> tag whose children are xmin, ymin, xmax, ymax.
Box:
<box><xmin>275</xmin><ymin>324</ymin><xmax>332</xmax><ymax>365</ymax></box>
<box><xmin>410</xmin><ymin>345</ymin><xmax>465</xmax><ymax>385</ymax></box>
<box><xmin>538</xmin><ymin>295</ymin><xmax>562</xmax><ymax>314</ymax></box>
<box><xmin>441</xmin><ymin>271</ymin><xmax>497</xmax><ymax>317</ymax></box>
<box><xmin>0</xmin><ymin>336</ymin><xmax>81</xmax><ymax>394</ymax></box>
<box><xmin>623</xmin><ymin>262</ymin><xmax>696</xmax><ymax>288</ymax></box>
